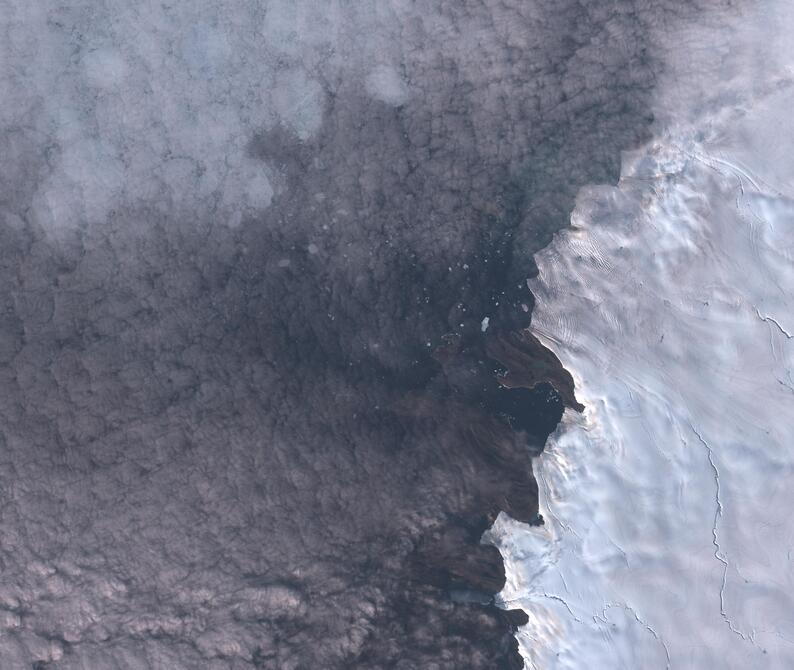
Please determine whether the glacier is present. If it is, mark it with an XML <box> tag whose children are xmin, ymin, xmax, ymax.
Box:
<box><xmin>487</xmin><ymin>3</ymin><xmax>794</xmax><ymax>668</ymax></box>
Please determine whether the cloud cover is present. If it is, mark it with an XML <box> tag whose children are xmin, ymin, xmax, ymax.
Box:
<box><xmin>0</xmin><ymin>1</ymin><xmax>733</xmax><ymax>667</ymax></box>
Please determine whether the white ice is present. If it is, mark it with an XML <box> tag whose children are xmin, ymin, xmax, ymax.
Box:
<box><xmin>487</xmin><ymin>4</ymin><xmax>794</xmax><ymax>668</ymax></box>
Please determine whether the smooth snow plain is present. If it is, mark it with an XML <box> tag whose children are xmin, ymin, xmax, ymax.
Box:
<box><xmin>486</xmin><ymin>7</ymin><xmax>794</xmax><ymax>669</ymax></box>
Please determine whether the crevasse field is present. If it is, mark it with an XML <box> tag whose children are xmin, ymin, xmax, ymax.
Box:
<box><xmin>487</xmin><ymin>3</ymin><xmax>794</xmax><ymax>668</ymax></box>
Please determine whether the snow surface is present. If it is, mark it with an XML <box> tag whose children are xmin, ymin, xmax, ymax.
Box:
<box><xmin>486</xmin><ymin>5</ymin><xmax>794</xmax><ymax>669</ymax></box>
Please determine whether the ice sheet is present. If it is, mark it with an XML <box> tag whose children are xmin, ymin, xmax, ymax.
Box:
<box><xmin>487</xmin><ymin>6</ymin><xmax>794</xmax><ymax>666</ymax></box>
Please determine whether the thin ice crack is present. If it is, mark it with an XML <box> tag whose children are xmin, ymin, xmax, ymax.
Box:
<box><xmin>689</xmin><ymin>422</ymin><xmax>759</xmax><ymax>647</ymax></box>
<box><xmin>500</xmin><ymin>592</ymin><xmax>585</xmax><ymax>626</ymax></box>
<box><xmin>558</xmin><ymin>569</ymin><xmax>571</xmax><ymax>595</ymax></box>
<box><xmin>778</xmin><ymin>378</ymin><xmax>794</xmax><ymax>395</ymax></box>
<box><xmin>538</xmin><ymin>466</ymin><xmax>581</xmax><ymax>541</ymax></box>
<box><xmin>595</xmin><ymin>602</ymin><xmax>671</xmax><ymax>669</ymax></box>
<box><xmin>592</xmin><ymin>519</ymin><xmax>630</xmax><ymax>567</ymax></box>
<box><xmin>754</xmin><ymin>307</ymin><xmax>793</xmax><ymax>339</ymax></box>
<box><xmin>539</xmin><ymin>592</ymin><xmax>585</xmax><ymax>624</ymax></box>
